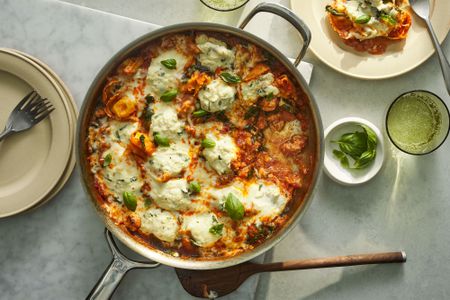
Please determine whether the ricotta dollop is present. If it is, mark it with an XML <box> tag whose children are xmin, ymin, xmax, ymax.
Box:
<box><xmin>202</xmin><ymin>133</ymin><xmax>237</xmax><ymax>174</ymax></box>
<box><xmin>241</xmin><ymin>73</ymin><xmax>279</xmax><ymax>102</ymax></box>
<box><xmin>198</xmin><ymin>79</ymin><xmax>236</xmax><ymax>112</ymax></box>
<box><xmin>139</xmin><ymin>208</ymin><xmax>179</xmax><ymax>242</ymax></box>
<box><xmin>150</xmin><ymin>179</ymin><xmax>191</xmax><ymax>211</ymax></box>
<box><xmin>183</xmin><ymin>213</ymin><xmax>222</xmax><ymax>247</ymax></box>
<box><xmin>196</xmin><ymin>34</ymin><xmax>235</xmax><ymax>72</ymax></box>
<box><xmin>148</xmin><ymin>141</ymin><xmax>190</xmax><ymax>177</ymax></box>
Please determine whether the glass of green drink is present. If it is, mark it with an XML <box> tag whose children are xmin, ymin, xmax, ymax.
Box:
<box><xmin>386</xmin><ymin>90</ymin><xmax>450</xmax><ymax>155</ymax></box>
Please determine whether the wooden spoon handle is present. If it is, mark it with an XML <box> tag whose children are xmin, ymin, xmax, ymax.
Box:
<box><xmin>249</xmin><ymin>251</ymin><xmax>406</xmax><ymax>274</ymax></box>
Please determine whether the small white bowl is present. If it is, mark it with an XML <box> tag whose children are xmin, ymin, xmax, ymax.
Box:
<box><xmin>324</xmin><ymin>117</ymin><xmax>385</xmax><ymax>186</ymax></box>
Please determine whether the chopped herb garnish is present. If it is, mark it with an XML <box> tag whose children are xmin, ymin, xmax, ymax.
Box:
<box><xmin>139</xmin><ymin>135</ymin><xmax>146</xmax><ymax>149</ymax></box>
<box><xmin>161</xmin><ymin>58</ymin><xmax>177</xmax><ymax>69</ymax></box>
<box><xmin>145</xmin><ymin>94</ymin><xmax>154</xmax><ymax>103</ymax></box>
<box><xmin>325</xmin><ymin>5</ymin><xmax>345</xmax><ymax>16</ymax></box>
<box><xmin>355</xmin><ymin>14</ymin><xmax>370</xmax><ymax>24</ymax></box>
<box><xmin>201</xmin><ymin>138</ymin><xmax>216</xmax><ymax>148</ymax></box>
<box><xmin>224</xmin><ymin>193</ymin><xmax>245</xmax><ymax>221</ymax></box>
<box><xmin>160</xmin><ymin>89</ymin><xmax>178</xmax><ymax>102</ymax></box>
<box><xmin>144</xmin><ymin>198</ymin><xmax>152</xmax><ymax>208</ymax></box>
<box><xmin>103</xmin><ymin>154</ymin><xmax>112</xmax><ymax>167</ymax></box>
<box><xmin>123</xmin><ymin>192</ymin><xmax>137</xmax><ymax>211</ymax></box>
<box><xmin>209</xmin><ymin>223</ymin><xmax>224</xmax><ymax>235</ymax></box>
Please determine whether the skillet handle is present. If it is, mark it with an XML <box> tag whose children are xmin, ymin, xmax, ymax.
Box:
<box><xmin>239</xmin><ymin>2</ymin><xmax>311</xmax><ymax>67</ymax></box>
<box><xmin>87</xmin><ymin>229</ymin><xmax>160</xmax><ymax>300</ymax></box>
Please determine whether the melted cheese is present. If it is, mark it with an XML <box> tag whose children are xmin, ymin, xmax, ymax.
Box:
<box><xmin>150</xmin><ymin>179</ymin><xmax>191</xmax><ymax>211</ymax></box>
<box><xmin>148</xmin><ymin>141</ymin><xmax>190</xmax><ymax>177</ymax></box>
<box><xmin>102</xmin><ymin>142</ymin><xmax>142</xmax><ymax>201</ymax></box>
<box><xmin>145</xmin><ymin>49</ymin><xmax>187</xmax><ymax>97</ymax></box>
<box><xmin>198</xmin><ymin>79</ymin><xmax>236</xmax><ymax>113</ymax></box>
<box><xmin>183</xmin><ymin>213</ymin><xmax>222</xmax><ymax>247</ymax></box>
<box><xmin>244</xmin><ymin>181</ymin><xmax>287</xmax><ymax>217</ymax></box>
<box><xmin>139</xmin><ymin>208</ymin><xmax>179</xmax><ymax>242</ymax></box>
<box><xmin>104</xmin><ymin>120</ymin><xmax>139</xmax><ymax>145</ymax></box>
<box><xmin>150</xmin><ymin>102</ymin><xmax>185</xmax><ymax>139</ymax></box>
<box><xmin>336</xmin><ymin>0</ymin><xmax>396</xmax><ymax>40</ymax></box>
<box><xmin>241</xmin><ymin>73</ymin><xmax>279</xmax><ymax>102</ymax></box>
<box><xmin>202</xmin><ymin>133</ymin><xmax>237</xmax><ymax>174</ymax></box>
<box><xmin>196</xmin><ymin>34</ymin><xmax>235</xmax><ymax>72</ymax></box>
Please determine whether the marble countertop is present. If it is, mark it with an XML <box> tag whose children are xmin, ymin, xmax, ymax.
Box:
<box><xmin>1</xmin><ymin>0</ymin><xmax>450</xmax><ymax>299</ymax></box>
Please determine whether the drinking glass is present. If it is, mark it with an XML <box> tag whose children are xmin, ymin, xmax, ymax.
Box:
<box><xmin>386</xmin><ymin>90</ymin><xmax>450</xmax><ymax>155</ymax></box>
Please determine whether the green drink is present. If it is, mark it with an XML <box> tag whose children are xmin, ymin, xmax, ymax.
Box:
<box><xmin>200</xmin><ymin>0</ymin><xmax>248</xmax><ymax>11</ymax></box>
<box><xmin>386</xmin><ymin>91</ymin><xmax>449</xmax><ymax>155</ymax></box>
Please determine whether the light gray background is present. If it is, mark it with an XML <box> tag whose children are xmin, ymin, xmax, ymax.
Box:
<box><xmin>1</xmin><ymin>0</ymin><xmax>450</xmax><ymax>299</ymax></box>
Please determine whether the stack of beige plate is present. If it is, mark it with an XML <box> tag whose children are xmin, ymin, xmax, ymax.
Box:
<box><xmin>0</xmin><ymin>48</ymin><xmax>77</xmax><ymax>218</ymax></box>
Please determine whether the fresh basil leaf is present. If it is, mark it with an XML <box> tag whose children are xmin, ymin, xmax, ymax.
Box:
<box><xmin>209</xmin><ymin>223</ymin><xmax>224</xmax><ymax>235</ymax></box>
<box><xmin>201</xmin><ymin>138</ymin><xmax>216</xmax><ymax>148</ymax></box>
<box><xmin>192</xmin><ymin>109</ymin><xmax>209</xmax><ymax>117</ymax></box>
<box><xmin>123</xmin><ymin>192</ymin><xmax>137</xmax><ymax>211</ymax></box>
<box><xmin>154</xmin><ymin>133</ymin><xmax>170</xmax><ymax>147</ymax></box>
<box><xmin>224</xmin><ymin>193</ymin><xmax>244</xmax><ymax>220</ymax></box>
<box><xmin>333</xmin><ymin>149</ymin><xmax>349</xmax><ymax>168</ymax></box>
<box><xmin>103</xmin><ymin>153</ymin><xmax>112</xmax><ymax>167</ymax></box>
<box><xmin>334</xmin><ymin>131</ymin><xmax>367</xmax><ymax>159</ymax></box>
<box><xmin>380</xmin><ymin>13</ymin><xmax>396</xmax><ymax>25</ymax></box>
<box><xmin>361</xmin><ymin>125</ymin><xmax>377</xmax><ymax>150</ymax></box>
<box><xmin>189</xmin><ymin>182</ymin><xmax>201</xmax><ymax>194</ymax></box>
<box><xmin>161</xmin><ymin>58</ymin><xmax>177</xmax><ymax>69</ymax></box>
<box><xmin>355</xmin><ymin>15</ymin><xmax>370</xmax><ymax>24</ymax></box>
<box><xmin>353</xmin><ymin>149</ymin><xmax>376</xmax><ymax>169</ymax></box>
<box><xmin>220</xmin><ymin>72</ymin><xmax>241</xmax><ymax>83</ymax></box>
<box><xmin>160</xmin><ymin>89</ymin><xmax>178</xmax><ymax>102</ymax></box>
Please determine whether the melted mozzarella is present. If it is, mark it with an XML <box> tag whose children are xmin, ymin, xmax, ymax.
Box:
<box><xmin>150</xmin><ymin>179</ymin><xmax>191</xmax><ymax>211</ymax></box>
<box><xmin>104</xmin><ymin>120</ymin><xmax>139</xmax><ymax>145</ymax></box>
<box><xmin>198</xmin><ymin>79</ymin><xmax>236</xmax><ymax>113</ymax></box>
<box><xmin>102</xmin><ymin>142</ymin><xmax>142</xmax><ymax>201</ymax></box>
<box><xmin>150</xmin><ymin>102</ymin><xmax>185</xmax><ymax>139</ymax></box>
<box><xmin>244</xmin><ymin>181</ymin><xmax>287</xmax><ymax>217</ymax></box>
<box><xmin>145</xmin><ymin>49</ymin><xmax>187</xmax><ymax>97</ymax></box>
<box><xmin>148</xmin><ymin>141</ymin><xmax>190</xmax><ymax>177</ymax></box>
<box><xmin>139</xmin><ymin>208</ymin><xmax>179</xmax><ymax>242</ymax></box>
<box><xmin>183</xmin><ymin>213</ymin><xmax>222</xmax><ymax>247</ymax></box>
<box><xmin>202</xmin><ymin>133</ymin><xmax>237</xmax><ymax>174</ymax></box>
<box><xmin>196</xmin><ymin>34</ymin><xmax>235</xmax><ymax>72</ymax></box>
<box><xmin>337</xmin><ymin>0</ymin><xmax>395</xmax><ymax>40</ymax></box>
<box><xmin>241</xmin><ymin>73</ymin><xmax>279</xmax><ymax>102</ymax></box>
<box><xmin>208</xmin><ymin>183</ymin><xmax>244</xmax><ymax>209</ymax></box>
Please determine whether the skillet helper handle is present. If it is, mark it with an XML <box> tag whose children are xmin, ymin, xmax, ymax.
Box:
<box><xmin>248</xmin><ymin>251</ymin><xmax>407</xmax><ymax>274</ymax></box>
<box><xmin>87</xmin><ymin>229</ymin><xmax>160</xmax><ymax>300</ymax></box>
<box><xmin>239</xmin><ymin>2</ymin><xmax>311</xmax><ymax>67</ymax></box>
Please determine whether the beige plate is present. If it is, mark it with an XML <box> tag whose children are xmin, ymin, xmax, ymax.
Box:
<box><xmin>291</xmin><ymin>0</ymin><xmax>450</xmax><ymax>79</ymax></box>
<box><xmin>0</xmin><ymin>50</ymin><xmax>72</xmax><ymax>217</ymax></box>
<box><xmin>9</xmin><ymin>49</ymin><xmax>78</xmax><ymax>211</ymax></box>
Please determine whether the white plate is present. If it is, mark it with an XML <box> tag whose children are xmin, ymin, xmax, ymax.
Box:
<box><xmin>324</xmin><ymin>117</ymin><xmax>385</xmax><ymax>185</ymax></box>
<box><xmin>0</xmin><ymin>50</ymin><xmax>72</xmax><ymax>217</ymax></box>
<box><xmin>291</xmin><ymin>0</ymin><xmax>450</xmax><ymax>79</ymax></box>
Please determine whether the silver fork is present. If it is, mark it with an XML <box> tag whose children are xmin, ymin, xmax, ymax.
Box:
<box><xmin>0</xmin><ymin>91</ymin><xmax>55</xmax><ymax>142</ymax></box>
<box><xmin>409</xmin><ymin>0</ymin><xmax>450</xmax><ymax>95</ymax></box>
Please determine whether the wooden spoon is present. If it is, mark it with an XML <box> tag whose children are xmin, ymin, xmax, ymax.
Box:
<box><xmin>175</xmin><ymin>251</ymin><xmax>406</xmax><ymax>299</ymax></box>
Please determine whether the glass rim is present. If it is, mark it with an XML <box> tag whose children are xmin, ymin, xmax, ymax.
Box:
<box><xmin>385</xmin><ymin>89</ymin><xmax>450</xmax><ymax>155</ymax></box>
<box><xmin>199</xmin><ymin>0</ymin><xmax>250</xmax><ymax>12</ymax></box>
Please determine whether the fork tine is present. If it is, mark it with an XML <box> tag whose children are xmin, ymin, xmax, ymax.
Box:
<box><xmin>15</xmin><ymin>91</ymin><xmax>37</xmax><ymax>110</ymax></box>
<box><xmin>33</xmin><ymin>107</ymin><xmax>55</xmax><ymax>124</ymax></box>
<box><xmin>34</xmin><ymin>103</ymin><xmax>54</xmax><ymax>115</ymax></box>
<box><xmin>29</xmin><ymin>99</ymin><xmax>50</xmax><ymax>112</ymax></box>
<box><xmin>22</xmin><ymin>92</ymin><xmax>43</xmax><ymax>111</ymax></box>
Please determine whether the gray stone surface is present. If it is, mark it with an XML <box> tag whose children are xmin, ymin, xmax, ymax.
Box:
<box><xmin>1</xmin><ymin>0</ymin><xmax>450</xmax><ymax>299</ymax></box>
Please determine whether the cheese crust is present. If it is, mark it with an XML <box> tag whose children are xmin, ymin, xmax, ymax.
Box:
<box><xmin>87</xmin><ymin>31</ymin><xmax>317</xmax><ymax>259</ymax></box>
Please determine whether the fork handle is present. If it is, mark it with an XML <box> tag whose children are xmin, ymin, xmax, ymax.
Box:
<box><xmin>0</xmin><ymin>127</ymin><xmax>12</xmax><ymax>142</ymax></box>
<box><xmin>425</xmin><ymin>19</ymin><xmax>450</xmax><ymax>95</ymax></box>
